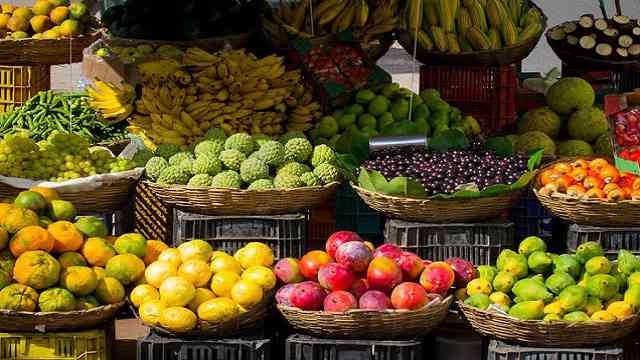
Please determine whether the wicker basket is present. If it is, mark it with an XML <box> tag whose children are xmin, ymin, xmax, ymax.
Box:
<box><xmin>0</xmin><ymin>176</ymin><xmax>138</xmax><ymax>214</ymax></box>
<box><xmin>139</xmin><ymin>292</ymin><xmax>273</xmax><ymax>338</ymax></box>
<box><xmin>532</xmin><ymin>161</ymin><xmax>640</xmax><ymax>226</ymax></box>
<box><xmin>0</xmin><ymin>301</ymin><xmax>124</xmax><ymax>332</ymax></box>
<box><xmin>142</xmin><ymin>181</ymin><xmax>339</xmax><ymax>216</ymax></box>
<box><xmin>458</xmin><ymin>301</ymin><xmax>640</xmax><ymax>347</ymax></box>
<box><xmin>278</xmin><ymin>295</ymin><xmax>452</xmax><ymax>339</ymax></box>
<box><xmin>351</xmin><ymin>184</ymin><xmax>523</xmax><ymax>223</ymax></box>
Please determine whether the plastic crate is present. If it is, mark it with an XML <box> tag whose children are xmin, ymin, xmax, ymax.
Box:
<box><xmin>134</xmin><ymin>181</ymin><xmax>173</xmax><ymax>242</ymax></box>
<box><xmin>384</xmin><ymin>220</ymin><xmax>515</xmax><ymax>265</ymax></box>
<box><xmin>0</xmin><ymin>329</ymin><xmax>107</xmax><ymax>360</ymax></box>
<box><xmin>487</xmin><ymin>340</ymin><xmax>623</xmax><ymax>360</ymax></box>
<box><xmin>508</xmin><ymin>189</ymin><xmax>553</xmax><ymax>242</ymax></box>
<box><xmin>172</xmin><ymin>211</ymin><xmax>307</xmax><ymax>259</ymax></box>
<box><xmin>567</xmin><ymin>224</ymin><xmax>640</xmax><ymax>259</ymax></box>
<box><xmin>0</xmin><ymin>65</ymin><xmax>50</xmax><ymax>113</ymax></box>
<box><xmin>335</xmin><ymin>183</ymin><xmax>384</xmax><ymax>245</ymax></box>
<box><xmin>284</xmin><ymin>334</ymin><xmax>422</xmax><ymax>360</ymax></box>
<box><xmin>419</xmin><ymin>65</ymin><xmax>517</xmax><ymax>134</ymax></box>
<box><xmin>136</xmin><ymin>333</ymin><xmax>270</xmax><ymax>360</ymax></box>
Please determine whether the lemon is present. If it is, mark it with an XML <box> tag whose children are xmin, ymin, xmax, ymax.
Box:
<box><xmin>178</xmin><ymin>240</ymin><xmax>213</xmax><ymax>263</ymax></box>
<box><xmin>210</xmin><ymin>271</ymin><xmax>240</xmax><ymax>298</ymax></box>
<box><xmin>139</xmin><ymin>299</ymin><xmax>166</xmax><ymax>325</ymax></box>
<box><xmin>145</xmin><ymin>260</ymin><xmax>177</xmax><ymax>288</ymax></box>
<box><xmin>187</xmin><ymin>288</ymin><xmax>216</xmax><ymax>313</ymax></box>
<box><xmin>158</xmin><ymin>248</ymin><xmax>182</xmax><ymax>268</ymax></box>
<box><xmin>231</xmin><ymin>280</ymin><xmax>263</xmax><ymax>309</ymax></box>
<box><xmin>130</xmin><ymin>284</ymin><xmax>159</xmax><ymax>308</ymax></box>
<box><xmin>210</xmin><ymin>253</ymin><xmax>243</xmax><ymax>275</ymax></box>
<box><xmin>197</xmin><ymin>297</ymin><xmax>238</xmax><ymax>323</ymax></box>
<box><xmin>234</xmin><ymin>245</ymin><xmax>274</xmax><ymax>269</ymax></box>
<box><xmin>159</xmin><ymin>276</ymin><xmax>195</xmax><ymax>307</ymax></box>
<box><xmin>241</xmin><ymin>266</ymin><xmax>276</xmax><ymax>291</ymax></box>
<box><xmin>159</xmin><ymin>306</ymin><xmax>197</xmax><ymax>333</ymax></box>
<box><xmin>178</xmin><ymin>259</ymin><xmax>212</xmax><ymax>287</ymax></box>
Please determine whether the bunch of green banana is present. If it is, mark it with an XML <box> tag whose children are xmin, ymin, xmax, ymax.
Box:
<box><xmin>403</xmin><ymin>0</ymin><xmax>545</xmax><ymax>54</ymax></box>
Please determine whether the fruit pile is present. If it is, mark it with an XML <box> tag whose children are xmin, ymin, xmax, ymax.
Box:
<box><xmin>504</xmin><ymin>78</ymin><xmax>611</xmax><ymax>157</ymax></box>
<box><xmin>0</xmin><ymin>131</ymin><xmax>136</xmax><ymax>181</ymax></box>
<box><xmin>404</xmin><ymin>0</ymin><xmax>544</xmax><ymax>54</ymax></box>
<box><xmin>537</xmin><ymin>158</ymin><xmax>640</xmax><ymax>202</ymax></box>
<box><xmin>143</xmin><ymin>131</ymin><xmax>340</xmax><ymax>189</ymax></box>
<box><xmin>311</xmin><ymin>84</ymin><xmax>480</xmax><ymax>147</ymax></box>
<box><xmin>0</xmin><ymin>90</ymin><xmax>129</xmax><ymax>144</ymax></box>
<box><xmin>302</xmin><ymin>43</ymin><xmax>370</xmax><ymax>88</ymax></box>
<box><xmin>263</xmin><ymin>0</ymin><xmax>399</xmax><ymax>51</ymax></box>
<box><xmin>0</xmin><ymin>188</ymin><xmax>152</xmax><ymax>313</ymax></box>
<box><xmin>132</xmin><ymin>240</ymin><xmax>276</xmax><ymax>333</ymax></box>
<box><xmin>363</xmin><ymin>145</ymin><xmax>528</xmax><ymax>195</ymax></box>
<box><xmin>127</xmin><ymin>47</ymin><xmax>321</xmax><ymax>147</ymax></box>
<box><xmin>275</xmin><ymin>231</ymin><xmax>472</xmax><ymax>312</ymax></box>
<box><xmin>0</xmin><ymin>0</ymin><xmax>91</xmax><ymax>40</ymax></box>
<box><xmin>548</xmin><ymin>15</ymin><xmax>640</xmax><ymax>60</ymax></box>
<box><xmin>463</xmin><ymin>237</ymin><xmax>640</xmax><ymax>323</ymax></box>
<box><xmin>612</xmin><ymin>107</ymin><xmax>640</xmax><ymax>161</ymax></box>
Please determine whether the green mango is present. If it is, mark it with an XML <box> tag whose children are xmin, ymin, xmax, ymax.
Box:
<box><xmin>493</xmin><ymin>271</ymin><xmax>517</xmax><ymax>293</ymax></box>
<box><xmin>512</xmin><ymin>278</ymin><xmax>554</xmax><ymax>303</ymax></box>
<box><xmin>563</xmin><ymin>311</ymin><xmax>590</xmax><ymax>322</ymax></box>
<box><xmin>477</xmin><ymin>266</ymin><xmax>498</xmax><ymax>283</ymax></box>
<box><xmin>585</xmin><ymin>256</ymin><xmax>611</xmax><ymax>275</ymax></box>
<box><xmin>618</xmin><ymin>250</ymin><xmax>640</xmax><ymax>275</ymax></box>
<box><xmin>611</xmin><ymin>264</ymin><xmax>628</xmax><ymax>292</ymax></box>
<box><xmin>543</xmin><ymin>313</ymin><xmax>562</xmax><ymax>322</ymax></box>
<box><xmin>628</xmin><ymin>272</ymin><xmax>640</xmax><ymax>288</ymax></box>
<box><xmin>545</xmin><ymin>272</ymin><xmax>576</xmax><ymax>295</ymax></box>
<box><xmin>558</xmin><ymin>285</ymin><xmax>588</xmax><ymax>312</ymax></box>
<box><xmin>553</xmin><ymin>254</ymin><xmax>582</xmax><ymax>279</ymax></box>
<box><xmin>527</xmin><ymin>274</ymin><xmax>545</xmax><ymax>283</ymax></box>
<box><xmin>624</xmin><ymin>284</ymin><xmax>640</xmax><ymax>310</ymax></box>
<box><xmin>508</xmin><ymin>300</ymin><xmax>545</xmax><ymax>320</ymax></box>
<box><xmin>497</xmin><ymin>250</ymin><xmax>519</xmax><ymax>270</ymax></box>
<box><xmin>528</xmin><ymin>251</ymin><xmax>553</xmax><ymax>274</ymax></box>
<box><xmin>587</xmin><ymin>274</ymin><xmax>619</xmax><ymax>301</ymax></box>
<box><xmin>584</xmin><ymin>296</ymin><xmax>603</xmax><ymax>316</ymax></box>
<box><xmin>575</xmin><ymin>241</ymin><xmax>604</xmax><ymax>264</ymax></box>
<box><xmin>503</xmin><ymin>256</ymin><xmax>529</xmax><ymax>279</ymax></box>
<box><xmin>518</xmin><ymin>236</ymin><xmax>547</xmax><ymax>258</ymax></box>
<box><xmin>464</xmin><ymin>293</ymin><xmax>491</xmax><ymax>310</ymax></box>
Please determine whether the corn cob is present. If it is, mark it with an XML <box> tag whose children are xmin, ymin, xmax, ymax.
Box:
<box><xmin>417</xmin><ymin>30</ymin><xmax>435</xmax><ymax>50</ymax></box>
<box><xmin>424</xmin><ymin>0</ymin><xmax>439</xmax><ymax>26</ymax></box>
<box><xmin>456</xmin><ymin>7</ymin><xmax>473</xmax><ymax>36</ymax></box>
<box><xmin>430</xmin><ymin>26</ymin><xmax>449</xmax><ymax>52</ymax></box>
<box><xmin>501</xmin><ymin>18</ymin><xmax>518</xmax><ymax>46</ymax></box>
<box><xmin>464</xmin><ymin>0</ymin><xmax>488</xmax><ymax>32</ymax></box>
<box><xmin>519</xmin><ymin>22</ymin><xmax>543</xmax><ymax>42</ymax></box>
<box><xmin>486</xmin><ymin>0</ymin><xmax>509</xmax><ymax>28</ymax></box>
<box><xmin>406</xmin><ymin>0</ymin><xmax>423</xmax><ymax>31</ymax></box>
<box><xmin>459</xmin><ymin>34</ymin><xmax>473</xmax><ymax>51</ymax></box>
<box><xmin>466</xmin><ymin>26</ymin><xmax>491</xmax><ymax>50</ymax></box>
<box><xmin>488</xmin><ymin>28</ymin><xmax>502</xmax><ymax>49</ymax></box>
<box><xmin>437</xmin><ymin>0</ymin><xmax>455</xmax><ymax>33</ymax></box>
<box><xmin>447</xmin><ymin>33</ymin><xmax>461</xmax><ymax>53</ymax></box>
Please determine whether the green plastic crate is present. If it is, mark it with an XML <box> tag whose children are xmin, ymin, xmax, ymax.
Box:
<box><xmin>335</xmin><ymin>183</ymin><xmax>384</xmax><ymax>244</ymax></box>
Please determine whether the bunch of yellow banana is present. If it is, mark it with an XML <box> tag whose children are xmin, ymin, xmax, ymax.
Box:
<box><xmin>128</xmin><ymin>47</ymin><xmax>323</xmax><ymax>148</ymax></box>
<box><xmin>265</xmin><ymin>0</ymin><xmax>399</xmax><ymax>46</ymax></box>
<box><xmin>86</xmin><ymin>80</ymin><xmax>135</xmax><ymax>122</ymax></box>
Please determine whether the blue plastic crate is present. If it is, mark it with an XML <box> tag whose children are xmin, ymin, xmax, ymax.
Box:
<box><xmin>335</xmin><ymin>183</ymin><xmax>384</xmax><ymax>244</ymax></box>
<box><xmin>508</xmin><ymin>189</ymin><xmax>553</xmax><ymax>241</ymax></box>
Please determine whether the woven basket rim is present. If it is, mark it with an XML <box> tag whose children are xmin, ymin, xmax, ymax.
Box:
<box><xmin>350</xmin><ymin>182</ymin><xmax>521</xmax><ymax>202</ymax></box>
<box><xmin>144</xmin><ymin>180</ymin><xmax>340</xmax><ymax>193</ymax></box>
<box><xmin>278</xmin><ymin>294</ymin><xmax>453</xmax><ymax>315</ymax></box>
<box><xmin>0</xmin><ymin>300</ymin><xmax>125</xmax><ymax>317</ymax></box>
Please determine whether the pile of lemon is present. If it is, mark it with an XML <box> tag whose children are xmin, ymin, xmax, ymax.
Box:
<box><xmin>129</xmin><ymin>239</ymin><xmax>276</xmax><ymax>333</ymax></box>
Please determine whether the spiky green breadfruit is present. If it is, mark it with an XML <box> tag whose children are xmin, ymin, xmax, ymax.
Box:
<box><xmin>178</xmin><ymin>159</ymin><xmax>194</xmax><ymax>176</ymax></box>
<box><xmin>211</xmin><ymin>170</ymin><xmax>242</xmax><ymax>189</ymax></box>
<box><xmin>274</xmin><ymin>173</ymin><xmax>304</xmax><ymax>189</ymax></box>
<box><xmin>219</xmin><ymin>149</ymin><xmax>246</xmax><ymax>171</ymax></box>
<box><xmin>257</xmin><ymin>140</ymin><xmax>285</xmax><ymax>167</ymax></box>
<box><xmin>187</xmin><ymin>174</ymin><xmax>213</xmax><ymax>187</ymax></box>
<box><xmin>557</xmin><ymin>140</ymin><xmax>594</xmax><ymax>157</ymax></box>
<box><xmin>285</xmin><ymin>138</ymin><xmax>313</xmax><ymax>162</ymax></box>
<box><xmin>224</xmin><ymin>133</ymin><xmax>255</xmax><ymax>155</ymax></box>
<box><xmin>194</xmin><ymin>139</ymin><xmax>224</xmax><ymax>158</ymax></box>
<box><xmin>144</xmin><ymin>156</ymin><xmax>168</xmax><ymax>181</ymax></box>
<box><xmin>240</xmin><ymin>158</ymin><xmax>269</xmax><ymax>183</ymax></box>
<box><xmin>132</xmin><ymin>149</ymin><xmax>154</xmax><ymax>167</ymax></box>
<box><xmin>192</xmin><ymin>155</ymin><xmax>222</xmax><ymax>176</ymax></box>
<box><xmin>311</xmin><ymin>144</ymin><xmax>336</xmax><ymax>167</ymax></box>
<box><xmin>313</xmin><ymin>163</ymin><xmax>340</xmax><ymax>184</ymax></box>
<box><xmin>300</xmin><ymin>172</ymin><xmax>322</xmax><ymax>186</ymax></box>
<box><xmin>154</xmin><ymin>144</ymin><xmax>181</xmax><ymax>160</ymax></box>
<box><xmin>157</xmin><ymin>166</ymin><xmax>190</xmax><ymax>185</ymax></box>
<box><xmin>279</xmin><ymin>131</ymin><xmax>306</xmax><ymax>144</ymax></box>
<box><xmin>247</xmin><ymin>178</ymin><xmax>275</xmax><ymax>190</ymax></box>
<box><xmin>277</xmin><ymin>161</ymin><xmax>311</xmax><ymax>177</ymax></box>
<box><xmin>168</xmin><ymin>152</ymin><xmax>195</xmax><ymax>166</ymax></box>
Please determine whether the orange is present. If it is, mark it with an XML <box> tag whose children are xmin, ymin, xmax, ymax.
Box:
<box><xmin>9</xmin><ymin>225</ymin><xmax>54</xmax><ymax>257</ymax></box>
<box><xmin>48</xmin><ymin>221</ymin><xmax>83</xmax><ymax>253</ymax></box>
<box><xmin>143</xmin><ymin>240</ymin><xmax>168</xmax><ymax>265</ymax></box>
<box><xmin>130</xmin><ymin>284</ymin><xmax>159</xmax><ymax>308</ymax></box>
<box><xmin>13</xmin><ymin>250</ymin><xmax>60</xmax><ymax>289</ymax></box>
<box><xmin>81</xmin><ymin>237</ymin><xmax>116</xmax><ymax>267</ymax></box>
<box><xmin>159</xmin><ymin>276</ymin><xmax>195</xmax><ymax>307</ymax></box>
<box><xmin>28</xmin><ymin>187</ymin><xmax>59</xmax><ymax>202</ymax></box>
<box><xmin>60</xmin><ymin>265</ymin><xmax>98</xmax><ymax>296</ymax></box>
<box><xmin>58</xmin><ymin>251</ymin><xmax>87</xmax><ymax>269</ymax></box>
<box><xmin>105</xmin><ymin>254</ymin><xmax>145</xmax><ymax>286</ymax></box>
<box><xmin>95</xmin><ymin>276</ymin><xmax>125</xmax><ymax>305</ymax></box>
<box><xmin>2</xmin><ymin>207</ymin><xmax>39</xmax><ymax>233</ymax></box>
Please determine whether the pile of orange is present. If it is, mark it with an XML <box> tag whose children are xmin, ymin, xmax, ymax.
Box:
<box><xmin>537</xmin><ymin>158</ymin><xmax>640</xmax><ymax>201</ymax></box>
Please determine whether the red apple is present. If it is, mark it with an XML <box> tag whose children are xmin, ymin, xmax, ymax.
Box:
<box><xmin>275</xmin><ymin>283</ymin><xmax>297</xmax><ymax>306</ymax></box>
<box><xmin>396</xmin><ymin>252</ymin><xmax>424</xmax><ymax>281</ymax></box>
<box><xmin>290</xmin><ymin>281</ymin><xmax>327</xmax><ymax>311</ymax></box>
<box><xmin>323</xmin><ymin>290</ymin><xmax>358</xmax><ymax>312</ymax></box>
<box><xmin>390</xmin><ymin>282</ymin><xmax>428</xmax><ymax>310</ymax></box>
<box><xmin>299</xmin><ymin>250</ymin><xmax>333</xmax><ymax>280</ymax></box>
<box><xmin>274</xmin><ymin>258</ymin><xmax>304</xmax><ymax>284</ymax></box>
<box><xmin>317</xmin><ymin>263</ymin><xmax>357</xmax><ymax>291</ymax></box>
<box><xmin>335</xmin><ymin>241</ymin><xmax>373</xmax><ymax>273</ymax></box>
<box><xmin>358</xmin><ymin>290</ymin><xmax>392</xmax><ymax>310</ymax></box>
<box><xmin>420</xmin><ymin>261</ymin><xmax>455</xmax><ymax>295</ymax></box>
<box><xmin>373</xmin><ymin>244</ymin><xmax>403</xmax><ymax>261</ymax></box>
<box><xmin>366</xmin><ymin>256</ymin><xmax>402</xmax><ymax>293</ymax></box>
<box><xmin>349</xmin><ymin>278</ymin><xmax>369</xmax><ymax>299</ymax></box>
<box><xmin>326</xmin><ymin>231</ymin><xmax>363</xmax><ymax>258</ymax></box>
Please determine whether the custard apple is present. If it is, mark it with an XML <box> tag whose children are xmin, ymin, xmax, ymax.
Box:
<box><xmin>257</xmin><ymin>141</ymin><xmax>285</xmax><ymax>167</ymax></box>
<box><xmin>240</xmin><ymin>158</ymin><xmax>269</xmax><ymax>183</ymax></box>
<box><xmin>219</xmin><ymin>149</ymin><xmax>246</xmax><ymax>171</ymax></box>
<box><xmin>277</xmin><ymin>161</ymin><xmax>311</xmax><ymax>177</ymax></box>
<box><xmin>194</xmin><ymin>139</ymin><xmax>224</xmax><ymax>158</ymax></box>
<box><xmin>154</xmin><ymin>144</ymin><xmax>181</xmax><ymax>160</ymax></box>
<box><xmin>247</xmin><ymin>178</ymin><xmax>275</xmax><ymax>190</ymax></box>
<box><xmin>203</xmin><ymin>127</ymin><xmax>227</xmax><ymax>141</ymax></box>
<box><xmin>145</xmin><ymin>157</ymin><xmax>168</xmax><ymax>181</ymax></box>
<box><xmin>157</xmin><ymin>166</ymin><xmax>190</xmax><ymax>185</ymax></box>
<box><xmin>311</xmin><ymin>144</ymin><xmax>336</xmax><ymax>167</ymax></box>
<box><xmin>192</xmin><ymin>155</ymin><xmax>222</xmax><ymax>176</ymax></box>
<box><xmin>285</xmin><ymin>138</ymin><xmax>313</xmax><ymax>162</ymax></box>
<box><xmin>274</xmin><ymin>173</ymin><xmax>304</xmax><ymax>189</ymax></box>
<box><xmin>313</xmin><ymin>163</ymin><xmax>339</xmax><ymax>184</ymax></box>
<box><xmin>211</xmin><ymin>170</ymin><xmax>242</xmax><ymax>188</ymax></box>
<box><xmin>279</xmin><ymin>131</ymin><xmax>306</xmax><ymax>144</ymax></box>
<box><xmin>253</xmin><ymin>134</ymin><xmax>272</xmax><ymax>148</ymax></box>
<box><xmin>187</xmin><ymin>174</ymin><xmax>213</xmax><ymax>187</ymax></box>
<box><xmin>132</xmin><ymin>149</ymin><xmax>153</xmax><ymax>167</ymax></box>
<box><xmin>178</xmin><ymin>159</ymin><xmax>194</xmax><ymax>176</ymax></box>
<box><xmin>301</xmin><ymin>172</ymin><xmax>322</xmax><ymax>186</ymax></box>
<box><xmin>224</xmin><ymin>133</ymin><xmax>255</xmax><ymax>155</ymax></box>
<box><xmin>168</xmin><ymin>152</ymin><xmax>194</xmax><ymax>166</ymax></box>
